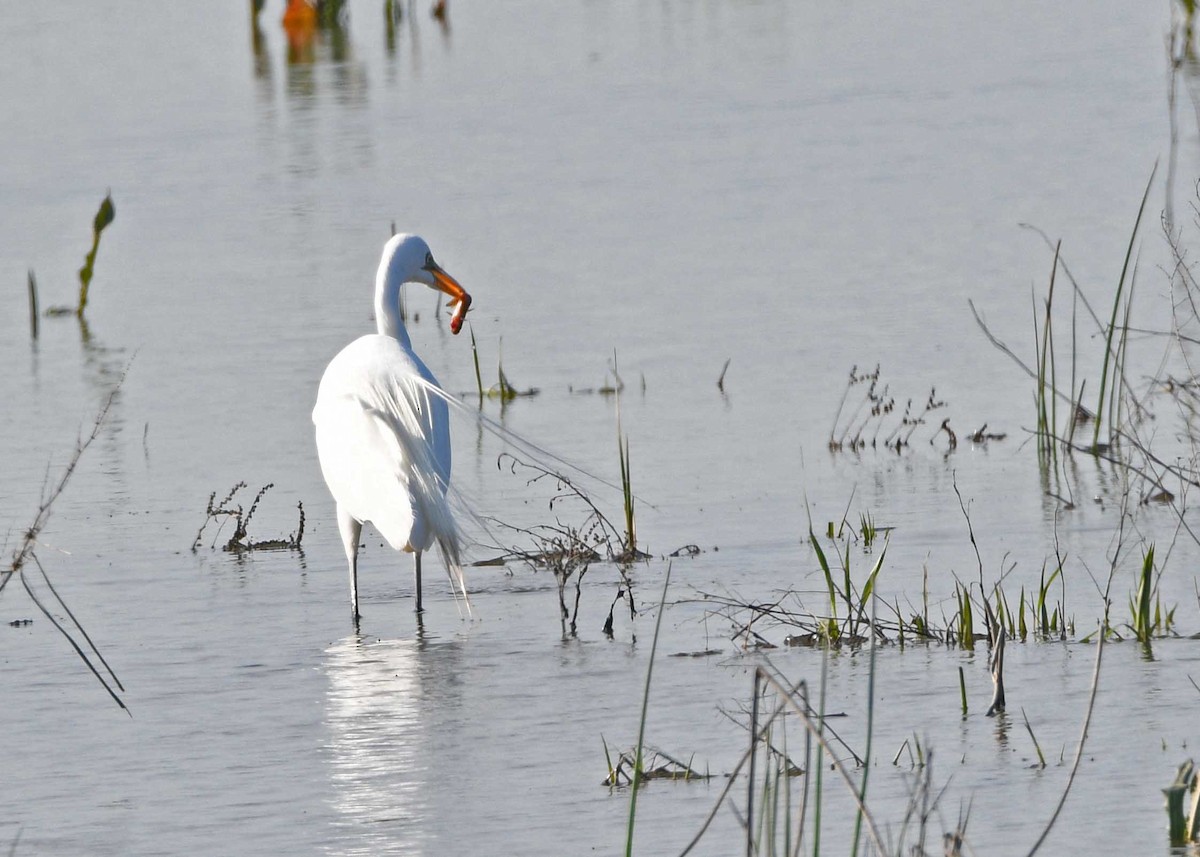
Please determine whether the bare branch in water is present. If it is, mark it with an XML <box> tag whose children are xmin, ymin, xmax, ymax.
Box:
<box><xmin>2</xmin><ymin>377</ymin><xmax>129</xmax><ymax>711</ymax></box>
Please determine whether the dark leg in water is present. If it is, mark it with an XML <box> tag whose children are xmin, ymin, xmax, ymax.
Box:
<box><xmin>414</xmin><ymin>551</ymin><xmax>424</xmax><ymax>614</ymax></box>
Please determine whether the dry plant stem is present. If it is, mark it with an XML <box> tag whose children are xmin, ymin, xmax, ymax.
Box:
<box><xmin>756</xmin><ymin>667</ymin><xmax>888</xmax><ymax>855</ymax></box>
<box><xmin>987</xmin><ymin>627</ymin><xmax>1006</xmax><ymax>716</ymax></box>
<box><xmin>1039</xmin><ymin>427</ymin><xmax>1200</xmax><ymax>547</ymax></box>
<box><xmin>968</xmin><ymin>300</ymin><xmax>1086</xmax><ymax>415</ymax></box>
<box><xmin>20</xmin><ymin>557</ymin><xmax>127</xmax><ymax>713</ymax></box>
<box><xmin>1021</xmin><ymin>500</ymin><xmax>1124</xmax><ymax>857</ymax></box>
<box><xmin>1093</xmin><ymin>164</ymin><xmax>1155</xmax><ymax>449</ymax></box>
<box><xmin>1</xmin><ymin>378</ymin><xmax>128</xmax><ymax>710</ymax></box>
<box><xmin>1019</xmin><ymin>221</ymin><xmax>1145</xmax><ymax>410</ymax></box>
<box><xmin>4</xmin><ymin>382</ymin><xmax>120</xmax><ymax>584</ymax></box>
<box><xmin>31</xmin><ymin>553</ymin><xmax>124</xmax><ymax>692</ymax></box>
<box><xmin>27</xmin><ymin>270</ymin><xmax>39</xmax><ymax>340</ymax></box>
<box><xmin>1021</xmin><ymin>620</ymin><xmax>1104</xmax><ymax>856</ymax></box>
<box><xmin>850</xmin><ymin>602</ymin><xmax>878</xmax><ymax>857</ymax></box>
<box><xmin>677</xmin><ymin>673</ymin><xmax>805</xmax><ymax>857</ymax></box>
<box><xmin>746</xmin><ymin>670</ymin><xmax>760</xmax><ymax>857</ymax></box>
<box><xmin>952</xmin><ymin>474</ymin><xmax>990</xmax><ymax>620</ymax></box>
<box><xmin>625</xmin><ymin>563</ymin><xmax>672</xmax><ymax>857</ymax></box>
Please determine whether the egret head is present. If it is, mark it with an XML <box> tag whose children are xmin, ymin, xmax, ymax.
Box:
<box><xmin>379</xmin><ymin>233</ymin><xmax>472</xmax><ymax>335</ymax></box>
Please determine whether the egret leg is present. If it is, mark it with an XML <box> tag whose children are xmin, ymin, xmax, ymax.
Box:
<box><xmin>414</xmin><ymin>551</ymin><xmax>424</xmax><ymax>614</ymax></box>
<box><xmin>337</xmin><ymin>507</ymin><xmax>363</xmax><ymax>621</ymax></box>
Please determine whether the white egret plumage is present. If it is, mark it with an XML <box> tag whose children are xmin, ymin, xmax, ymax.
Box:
<box><xmin>313</xmin><ymin>234</ymin><xmax>472</xmax><ymax>622</ymax></box>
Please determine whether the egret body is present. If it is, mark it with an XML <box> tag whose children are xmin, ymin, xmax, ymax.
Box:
<box><xmin>313</xmin><ymin>234</ymin><xmax>472</xmax><ymax>622</ymax></box>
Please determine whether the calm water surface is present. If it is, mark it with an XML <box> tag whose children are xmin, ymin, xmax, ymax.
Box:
<box><xmin>2</xmin><ymin>1</ymin><xmax>1198</xmax><ymax>854</ymax></box>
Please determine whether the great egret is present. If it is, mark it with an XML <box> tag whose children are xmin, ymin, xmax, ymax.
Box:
<box><xmin>313</xmin><ymin>234</ymin><xmax>472</xmax><ymax>622</ymax></box>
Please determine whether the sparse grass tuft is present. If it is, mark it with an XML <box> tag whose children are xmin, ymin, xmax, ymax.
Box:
<box><xmin>617</xmin><ymin>410</ymin><xmax>637</xmax><ymax>559</ymax></box>
<box><xmin>602</xmin><ymin>742</ymin><xmax>710</xmax><ymax>787</ymax></box>
<box><xmin>1127</xmin><ymin>544</ymin><xmax>1176</xmax><ymax>644</ymax></box>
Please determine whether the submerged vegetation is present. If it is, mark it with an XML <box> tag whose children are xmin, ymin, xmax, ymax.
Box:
<box><xmin>827</xmin><ymin>365</ymin><xmax>954</xmax><ymax>453</ymax></box>
<box><xmin>643</xmin><ymin>171</ymin><xmax>1200</xmax><ymax>853</ymax></box>
<box><xmin>487</xmin><ymin>453</ymin><xmax>643</xmax><ymax>637</ymax></box>
<box><xmin>191</xmin><ymin>481</ymin><xmax>305</xmax><ymax>553</ymax></box>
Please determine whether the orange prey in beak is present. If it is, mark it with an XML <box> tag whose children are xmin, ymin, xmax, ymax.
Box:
<box><xmin>429</xmin><ymin>265</ymin><xmax>471</xmax><ymax>334</ymax></box>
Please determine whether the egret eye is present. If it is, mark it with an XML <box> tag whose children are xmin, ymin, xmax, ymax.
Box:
<box><xmin>424</xmin><ymin>252</ymin><xmax>435</xmax><ymax>269</ymax></box>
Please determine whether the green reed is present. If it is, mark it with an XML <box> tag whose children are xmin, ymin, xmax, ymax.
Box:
<box><xmin>1128</xmin><ymin>544</ymin><xmax>1175</xmax><ymax>643</ymax></box>
<box><xmin>1094</xmin><ymin>165</ymin><xmax>1154</xmax><ymax>450</ymax></box>
<box><xmin>617</xmin><ymin>408</ymin><xmax>636</xmax><ymax>557</ymax></box>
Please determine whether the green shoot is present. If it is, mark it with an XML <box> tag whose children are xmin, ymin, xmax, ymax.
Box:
<box><xmin>1132</xmin><ymin>544</ymin><xmax>1155</xmax><ymax>643</ymax></box>
<box><xmin>77</xmin><ymin>191</ymin><xmax>115</xmax><ymax>317</ymax></box>
<box><xmin>859</xmin><ymin>511</ymin><xmax>876</xmax><ymax>547</ymax></box>
<box><xmin>617</xmin><ymin>400</ymin><xmax>636</xmax><ymax>557</ymax></box>
<box><xmin>1021</xmin><ymin>708</ymin><xmax>1046</xmax><ymax>768</ymax></box>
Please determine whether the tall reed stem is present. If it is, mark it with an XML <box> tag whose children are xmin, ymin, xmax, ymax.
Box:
<box><xmin>624</xmin><ymin>562</ymin><xmax>671</xmax><ymax>857</ymax></box>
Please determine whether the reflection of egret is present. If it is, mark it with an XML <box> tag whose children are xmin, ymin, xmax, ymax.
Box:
<box><xmin>324</xmin><ymin>635</ymin><xmax>458</xmax><ymax>854</ymax></box>
<box><xmin>313</xmin><ymin>234</ymin><xmax>472</xmax><ymax>622</ymax></box>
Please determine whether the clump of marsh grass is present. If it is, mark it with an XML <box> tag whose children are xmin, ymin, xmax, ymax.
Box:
<box><xmin>488</xmin><ymin>453</ymin><xmax>640</xmax><ymax>635</ymax></box>
<box><xmin>613</xmin><ymin>397</ymin><xmax>649</xmax><ymax>563</ymax></box>
<box><xmin>602</xmin><ymin>742</ymin><xmax>710</xmax><ymax>787</ymax></box>
<box><xmin>697</xmin><ymin>488</ymin><xmax>1088</xmax><ymax>654</ymax></box>
<box><xmin>491</xmin><ymin>453</ymin><xmax>630</xmax><ymax>562</ymax></box>
<box><xmin>191</xmin><ymin>482</ymin><xmax>304</xmax><ymax>553</ymax></box>
<box><xmin>1127</xmin><ymin>544</ymin><xmax>1176</xmax><ymax>644</ymax></box>
<box><xmin>971</xmin><ymin>167</ymin><xmax>1170</xmax><ymax>511</ymax></box>
<box><xmin>990</xmin><ymin>562</ymin><xmax>1073</xmax><ymax>642</ymax></box>
<box><xmin>806</xmin><ymin>521</ymin><xmax>887</xmax><ymax>647</ymax></box>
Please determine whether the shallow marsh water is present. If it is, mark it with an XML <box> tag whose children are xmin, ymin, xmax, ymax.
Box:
<box><xmin>2</xmin><ymin>1</ymin><xmax>1200</xmax><ymax>855</ymax></box>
